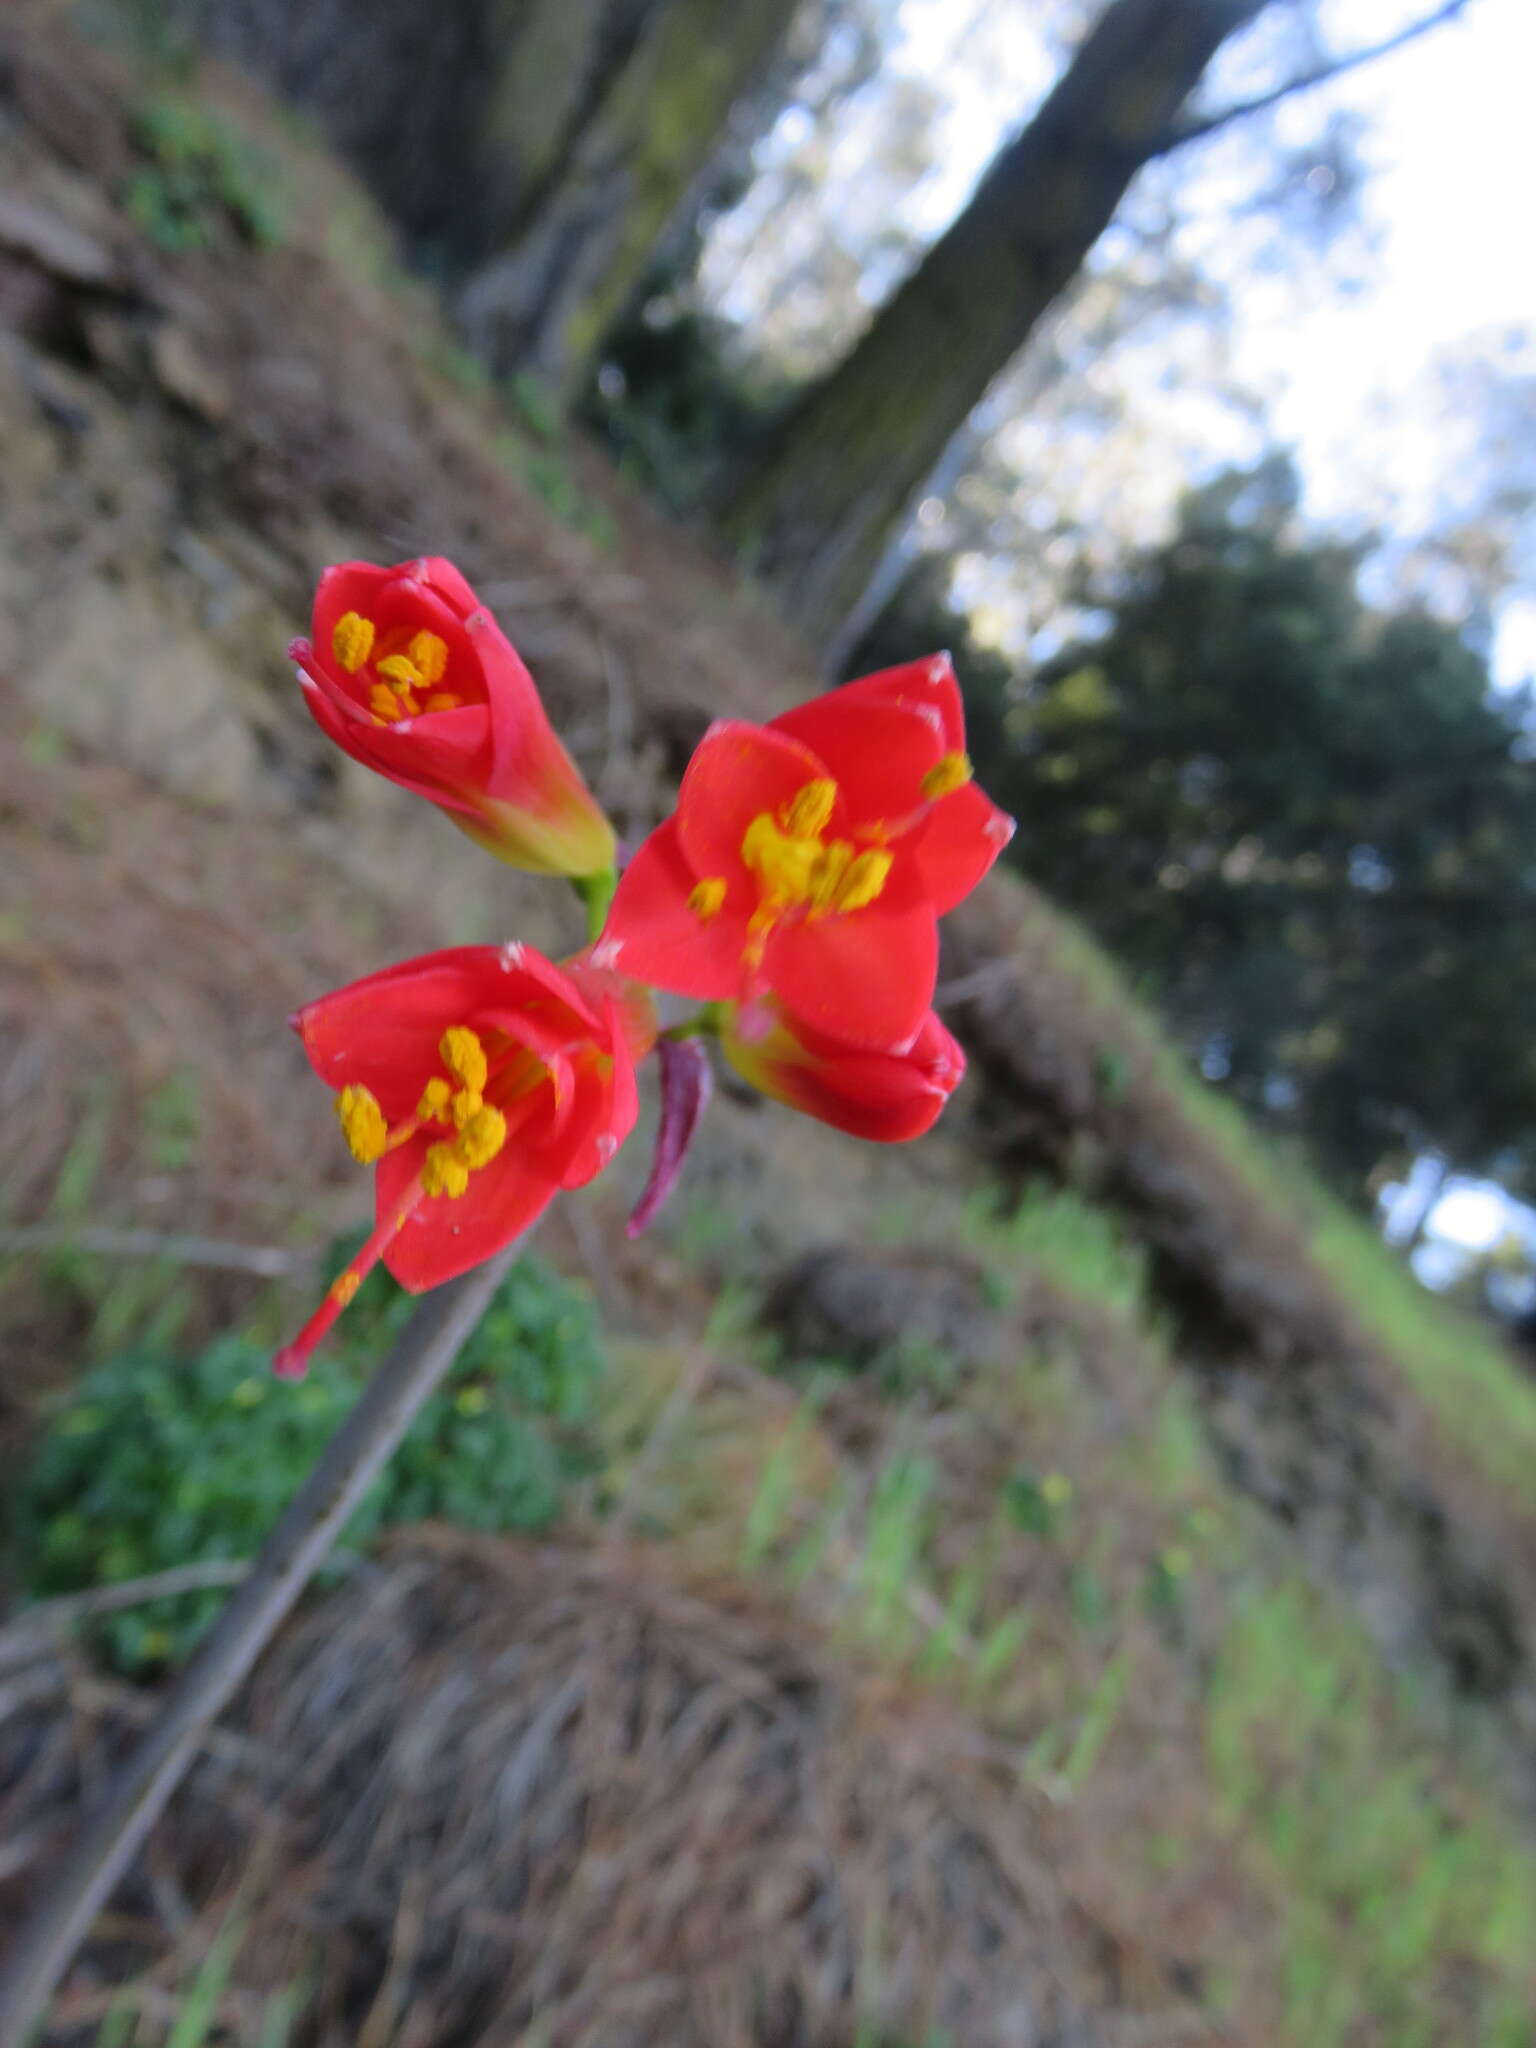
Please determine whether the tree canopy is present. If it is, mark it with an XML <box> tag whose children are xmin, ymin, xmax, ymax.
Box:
<box><xmin>863</xmin><ymin>462</ymin><xmax>1536</xmax><ymax>1194</ymax></box>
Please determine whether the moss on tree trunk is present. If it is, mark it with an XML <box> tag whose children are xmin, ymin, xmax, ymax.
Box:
<box><xmin>456</xmin><ymin>0</ymin><xmax>801</xmax><ymax>404</ymax></box>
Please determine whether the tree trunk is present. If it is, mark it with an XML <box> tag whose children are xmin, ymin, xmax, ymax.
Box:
<box><xmin>717</xmin><ymin>0</ymin><xmax>1267</xmax><ymax>646</ymax></box>
<box><xmin>456</xmin><ymin>0</ymin><xmax>803</xmax><ymax>404</ymax></box>
<box><xmin>179</xmin><ymin>0</ymin><xmax>660</xmax><ymax>276</ymax></box>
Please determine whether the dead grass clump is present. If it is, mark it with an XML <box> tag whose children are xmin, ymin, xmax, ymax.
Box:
<box><xmin>4</xmin><ymin>1534</ymin><xmax>1204</xmax><ymax>2046</ymax></box>
<box><xmin>253</xmin><ymin>1534</ymin><xmax>1136</xmax><ymax>2047</ymax></box>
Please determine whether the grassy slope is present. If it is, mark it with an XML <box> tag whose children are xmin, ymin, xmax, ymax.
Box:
<box><xmin>5</xmin><ymin>7</ymin><xmax>1536</xmax><ymax>2039</ymax></box>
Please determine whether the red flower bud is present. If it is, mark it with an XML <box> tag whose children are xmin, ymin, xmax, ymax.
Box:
<box><xmin>291</xmin><ymin>557</ymin><xmax>616</xmax><ymax>880</ymax></box>
<box><xmin>722</xmin><ymin>997</ymin><xmax>964</xmax><ymax>1142</ymax></box>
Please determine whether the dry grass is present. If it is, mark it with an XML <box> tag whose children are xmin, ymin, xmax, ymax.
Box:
<box><xmin>2</xmin><ymin>1531</ymin><xmax>1220</xmax><ymax>2048</ymax></box>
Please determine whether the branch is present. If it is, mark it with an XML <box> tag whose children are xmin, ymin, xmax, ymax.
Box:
<box><xmin>0</xmin><ymin>1561</ymin><xmax>253</xmax><ymax>1678</ymax></box>
<box><xmin>0</xmin><ymin>1225</ymin><xmax>310</xmax><ymax>1278</ymax></box>
<box><xmin>1159</xmin><ymin>0</ymin><xmax>1471</xmax><ymax>156</ymax></box>
<box><xmin>0</xmin><ymin>1242</ymin><xmax>523</xmax><ymax>2045</ymax></box>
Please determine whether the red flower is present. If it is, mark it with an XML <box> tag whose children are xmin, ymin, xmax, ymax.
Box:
<box><xmin>721</xmin><ymin>997</ymin><xmax>964</xmax><ymax>1142</ymax></box>
<box><xmin>274</xmin><ymin>944</ymin><xmax>651</xmax><ymax>1377</ymax></box>
<box><xmin>291</xmin><ymin>557</ymin><xmax>617</xmax><ymax>880</ymax></box>
<box><xmin>592</xmin><ymin>655</ymin><xmax>1013</xmax><ymax>1049</ymax></box>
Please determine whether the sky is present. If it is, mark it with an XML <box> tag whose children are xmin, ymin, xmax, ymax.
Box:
<box><xmin>1233</xmin><ymin>0</ymin><xmax>1536</xmax><ymax>683</ymax></box>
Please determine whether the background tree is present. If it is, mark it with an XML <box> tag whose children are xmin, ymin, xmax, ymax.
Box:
<box><xmin>710</xmin><ymin>0</ymin><xmax>1469</xmax><ymax>648</ymax></box>
<box><xmin>941</xmin><ymin>460</ymin><xmax>1536</xmax><ymax>1194</ymax></box>
<box><xmin>184</xmin><ymin>0</ymin><xmax>813</xmax><ymax>399</ymax></box>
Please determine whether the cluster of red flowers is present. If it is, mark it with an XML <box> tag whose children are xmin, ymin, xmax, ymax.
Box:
<box><xmin>276</xmin><ymin>557</ymin><xmax>1013</xmax><ymax>1376</ymax></box>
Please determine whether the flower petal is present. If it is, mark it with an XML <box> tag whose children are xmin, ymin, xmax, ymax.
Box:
<box><xmin>811</xmin><ymin>652</ymin><xmax>967</xmax><ymax>752</ymax></box>
<box><xmin>294</xmin><ymin>948</ymin><xmax>513</xmax><ymax>1117</ymax></box>
<box><xmin>534</xmin><ymin>1005</ymin><xmax>639</xmax><ymax>1189</ymax></box>
<box><xmin>914</xmin><ymin>781</ymin><xmax>1016</xmax><ymax>914</ymax></box>
<box><xmin>377</xmin><ymin>1133</ymin><xmax>560</xmax><ymax>1289</ymax></box>
<box><xmin>410</xmin><ymin>555</ymin><xmax>481</xmax><ymax>617</ymax></box>
<box><xmin>598</xmin><ymin>818</ymin><xmax>752</xmax><ymax>999</ymax></box>
<box><xmin>767</xmin><ymin>890</ymin><xmax>939</xmax><ymax>1052</ymax></box>
<box><xmin>768</xmin><ymin>697</ymin><xmax>945</xmax><ymax>824</ymax></box>
<box><xmin>674</xmin><ymin>720</ymin><xmax>835</xmax><ymax>879</ymax></box>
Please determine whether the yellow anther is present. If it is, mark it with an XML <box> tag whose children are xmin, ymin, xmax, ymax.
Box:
<box><xmin>335</xmin><ymin>1085</ymin><xmax>389</xmax><ymax>1164</ymax></box>
<box><xmin>780</xmin><ymin>778</ymin><xmax>837</xmax><ymax>837</ymax></box>
<box><xmin>370</xmin><ymin>683</ymin><xmax>403</xmax><ymax>721</ymax></box>
<box><xmin>833</xmin><ymin>848</ymin><xmax>892</xmax><ymax>913</ymax></box>
<box><xmin>408</xmin><ymin>631</ymin><xmax>449</xmax><ymax>684</ymax></box>
<box><xmin>741</xmin><ymin>812</ymin><xmax>822</xmax><ymax>901</ymax></box>
<box><xmin>417</xmin><ymin>1076</ymin><xmax>454</xmax><ymax>1120</ymax></box>
<box><xmin>332</xmin><ymin>612</ymin><xmax>375</xmax><ymax>672</ymax></box>
<box><xmin>422</xmin><ymin>1143</ymin><xmax>471</xmax><ymax>1199</ymax></box>
<box><xmin>440</xmin><ymin>1026</ymin><xmax>488</xmax><ymax>1092</ymax></box>
<box><xmin>806</xmin><ymin>839</ymin><xmax>853</xmax><ymax>914</ymax></box>
<box><xmin>422</xmin><ymin>692</ymin><xmax>460</xmax><ymax>713</ymax></box>
<box><xmin>921</xmin><ymin>751</ymin><xmax>973</xmax><ymax>800</ymax></box>
<box><xmin>689</xmin><ymin>876</ymin><xmax>728</xmax><ymax>920</ymax></box>
<box><xmin>376</xmin><ymin>653</ymin><xmax>423</xmax><ymax>689</ymax></box>
<box><xmin>329</xmin><ymin>1268</ymin><xmax>362</xmax><ymax>1307</ymax></box>
<box><xmin>455</xmin><ymin>1103</ymin><xmax>508</xmax><ymax>1170</ymax></box>
<box><xmin>450</xmin><ymin>1086</ymin><xmax>485</xmax><ymax>1129</ymax></box>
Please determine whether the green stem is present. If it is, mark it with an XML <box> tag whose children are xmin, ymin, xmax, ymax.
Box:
<box><xmin>661</xmin><ymin>1003</ymin><xmax>724</xmax><ymax>1042</ymax></box>
<box><xmin>575</xmin><ymin>866</ymin><xmax>619</xmax><ymax>944</ymax></box>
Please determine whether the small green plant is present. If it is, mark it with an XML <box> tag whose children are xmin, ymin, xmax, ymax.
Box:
<box><xmin>124</xmin><ymin>96</ymin><xmax>285</xmax><ymax>253</ymax></box>
<box><xmin>63</xmin><ymin>1897</ymin><xmax>306</xmax><ymax>2047</ymax></box>
<box><xmin>964</xmin><ymin>1182</ymin><xmax>1149</xmax><ymax>1319</ymax></box>
<box><xmin>1000</xmin><ymin>1465</ymin><xmax>1072</xmax><ymax>1539</ymax></box>
<box><xmin>11</xmin><ymin>1253</ymin><xmax>606</xmax><ymax>1673</ymax></box>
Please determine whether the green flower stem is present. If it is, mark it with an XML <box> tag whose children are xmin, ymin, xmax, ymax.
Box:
<box><xmin>661</xmin><ymin>1003</ymin><xmax>724</xmax><ymax>1042</ymax></box>
<box><xmin>0</xmin><ymin>1241</ymin><xmax>524</xmax><ymax>2047</ymax></box>
<box><xmin>575</xmin><ymin>866</ymin><xmax>619</xmax><ymax>944</ymax></box>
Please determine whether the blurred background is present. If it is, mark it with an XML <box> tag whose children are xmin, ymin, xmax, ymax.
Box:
<box><xmin>3</xmin><ymin>0</ymin><xmax>1536</xmax><ymax>2041</ymax></box>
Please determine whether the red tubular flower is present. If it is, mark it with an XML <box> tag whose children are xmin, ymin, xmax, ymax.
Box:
<box><xmin>274</xmin><ymin>944</ymin><xmax>651</xmax><ymax>1377</ymax></box>
<box><xmin>721</xmin><ymin>997</ymin><xmax>964</xmax><ymax>1142</ymax></box>
<box><xmin>592</xmin><ymin>654</ymin><xmax>1013</xmax><ymax>1050</ymax></box>
<box><xmin>291</xmin><ymin>557</ymin><xmax>617</xmax><ymax>880</ymax></box>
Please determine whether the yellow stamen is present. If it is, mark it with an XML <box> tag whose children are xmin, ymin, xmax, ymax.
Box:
<box><xmin>335</xmin><ymin>1084</ymin><xmax>388</xmax><ymax>1164</ymax></box>
<box><xmin>921</xmin><ymin>751</ymin><xmax>973</xmax><ymax>800</ymax></box>
<box><xmin>805</xmin><ymin>838</ymin><xmax>853</xmax><ymax>913</ymax></box>
<box><xmin>408</xmin><ymin>631</ymin><xmax>449</xmax><ymax>684</ymax></box>
<box><xmin>422</xmin><ymin>692</ymin><xmax>460</xmax><ymax>713</ymax></box>
<box><xmin>780</xmin><ymin>778</ymin><xmax>837</xmax><ymax>836</ymax></box>
<box><xmin>417</xmin><ymin>1076</ymin><xmax>454</xmax><ymax>1120</ymax></box>
<box><xmin>332</xmin><ymin>612</ymin><xmax>375</xmax><ymax>672</ymax></box>
<box><xmin>422</xmin><ymin>1144</ymin><xmax>471</xmax><ymax>1199</ymax></box>
<box><xmin>741</xmin><ymin>813</ymin><xmax>823</xmax><ymax>901</ymax></box>
<box><xmin>455</xmin><ymin>1103</ymin><xmax>508</xmax><ymax>1170</ymax></box>
<box><xmin>834</xmin><ymin>848</ymin><xmax>892</xmax><ymax>913</ymax></box>
<box><xmin>741</xmin><ymin>770</ymin><xmax>893</xmax><ymax>932</ymax></box>
<box><xmin>329</xmin><ymin>1268</ymin><xmax>362</xmax><ymax>1306</ymax></box>
<box><xmin>376</xmin><ymin>654</ymin><xmax>423</xmax><ymax>689</ymax></box>
<box><xmin>450</xmin><ymin>1086</ymin><xmax>484</xmax><ymax>1129</ymax></box>
<box><xmin>440</xmin><ymin>1026</ymin><xmax>488</xmax><ymax>1092</ymax></box>
<box><xmin>689</xmin><ymin>876</ymin><xmax>728</xmax><ymax>919</ymax></box>
<box><xmin>370</xmin><ymin>683</ymin><xmax>403</xmax><ymax>720</ymax></box>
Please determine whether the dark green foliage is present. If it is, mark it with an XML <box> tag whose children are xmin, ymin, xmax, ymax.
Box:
<box><xmin>582</xmin><ymin>298</ymin><xmax>787</xmax><ymax>512</ymax></box>
<box><xmin>977</xmin><ymin>459</ymin><xmax>1536</xmax><ymax>1193</ymax></box>
<box><xmin>10</xmin><ymin>1252</ymin><xmax>607</xmax><ymax>1673</ymax></box>
<box><xmin>124</xmin><ymin>96</ymin><xmax>285</xmax><ymax>252</ymax></box>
